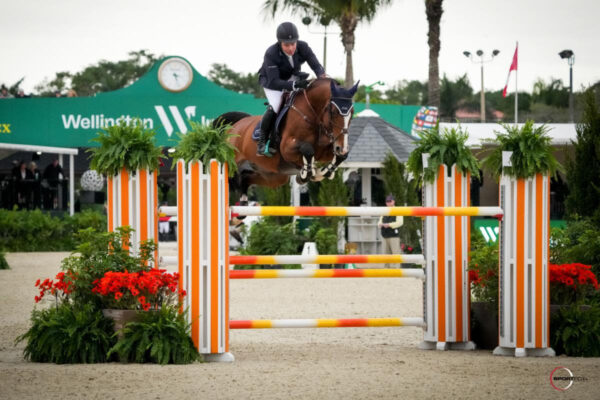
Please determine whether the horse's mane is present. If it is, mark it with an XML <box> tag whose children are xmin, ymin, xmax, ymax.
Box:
<box><xmin>306</xmin><ymin>77</ymin><xmax>339</xmax><ymax>92</ymax></box>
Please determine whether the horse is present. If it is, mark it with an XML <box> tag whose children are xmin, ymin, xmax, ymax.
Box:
<box><xmin>214</xmin><ymin>78</ymin><xmax>359</xmax><ymax>195</ymax></box>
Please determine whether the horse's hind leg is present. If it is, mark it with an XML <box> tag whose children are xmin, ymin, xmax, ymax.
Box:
<box><xmin>296</xmin><ymin>142</ymin><xmax>316</xmax><ymax>184</ymax></box>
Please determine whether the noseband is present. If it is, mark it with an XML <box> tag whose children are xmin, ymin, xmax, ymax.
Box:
<box><xmin>290</xmin><ymin>89</ymin><xmax>353</xmax><ymax>144</ymax></box>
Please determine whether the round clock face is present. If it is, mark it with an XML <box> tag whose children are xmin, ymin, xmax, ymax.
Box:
<box><xmin>158</xmin><ymin>57</ymin><xmax>193</xmax><ymax>92</ymax></box>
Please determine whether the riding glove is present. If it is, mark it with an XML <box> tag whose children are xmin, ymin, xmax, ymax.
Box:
<box><xmin>293</xmin><ymin>79</ymin><xmax>309</xmax><ymax>90</ymax></box>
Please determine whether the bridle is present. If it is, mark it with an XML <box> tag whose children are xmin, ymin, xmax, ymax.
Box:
<box><xmin>290</xmin><ymin>88</ymin><xmax>353</xmax><ymax>146</ymax></box>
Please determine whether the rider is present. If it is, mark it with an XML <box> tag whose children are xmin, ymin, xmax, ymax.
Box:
<box><xmin>257</xmin><ymin>21</ymin><xmax>327</xmax><ymax>156</ymax></box>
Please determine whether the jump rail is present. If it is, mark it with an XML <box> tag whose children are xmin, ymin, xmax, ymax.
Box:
<box><xmin>230</xmin><ymin>268</ymin><xmax>425</xmax><ymax>279</ymax></box>
<box><xmin>159</xmin><ymin>205</ymin><xmax>504</xmax><ymax>218</ymax></box>
<box><xmin>230</xmin><ymin>317</ymin><xmax>426</xmax><ymax>329</ymax></box>
<box><xmin>159</xmin><ymin>254</ymin><xmax>425</xmax><ymax>267</ymax></box>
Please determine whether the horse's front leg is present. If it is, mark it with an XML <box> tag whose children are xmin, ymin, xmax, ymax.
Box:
<box><xmin>312</xmin><ymin>153</ymin><xmax>348</xmax><ymax>182</ymax></box>
<box><xmin>296</xmin><ymin>142</ymin><xmax>316</xmax><ymax>184</ymax></box>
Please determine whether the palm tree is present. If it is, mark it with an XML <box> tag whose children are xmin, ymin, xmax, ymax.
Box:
<box><xmin>262</xmin><ymin>0</ymin><xmax>392</xmax><ymax>88</ymax></box>
<box><xmin>425</xmin><ymin>0</ymin><xmax>443</xmax><ymax>109</ymax></box>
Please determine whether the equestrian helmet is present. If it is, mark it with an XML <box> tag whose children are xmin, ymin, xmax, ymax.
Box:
<box><xmin>276</xmin><ymin>22</ymin><xmax>299</xmax><ymax>43</ymax></box>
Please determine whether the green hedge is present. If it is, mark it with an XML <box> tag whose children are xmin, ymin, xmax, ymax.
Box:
<box><xmin>0</xmin><ymin>209</ymin><xmax>106</xmax><ymax>251</ymax></box>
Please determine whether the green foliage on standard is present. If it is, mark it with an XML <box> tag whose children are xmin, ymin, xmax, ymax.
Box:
<box><xmin>551</xmin><ymin>304</ymin><xmax>600</xmax><ymax>357</ymax></box>
<box><xmin>0</xmin><ymin>209</ymin><xmax>106</xmax><ymax>251</ymax></box>
<box><xmin>171</xmin><ymin>121</ymin><xmax>238</xmax><ymax>176</ymax></box>
<box><xmin>565</xmin><ymin>88</ymin><xmax>600</xmax><ymax>225</ymax></box>
<box><xmin>16</xmin><ymin>303</ymin><xmax>116</xmax><ymax>363</ymax></box>
<box><xmin>481</xmin><ymin>120</ymin><xmax>563</xmax><ymax>180</ymax></box>
<box><xmin>108</xmin><ymin>306</ymin><xmax>201</xmax><ymax>365</ymax></box>
<box><xmin>407</xmin><ymin>124</ymin><xmax>480</xmax><ymax>185</ymax></box>
<box><xmin>88</xmin><ymin>119</ymin><xmax>163</xmax><ymax>176</ymax></box>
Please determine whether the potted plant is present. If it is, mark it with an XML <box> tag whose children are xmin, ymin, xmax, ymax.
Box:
<box><xmin>88</xmin><ymin>119</ymin><xmax>163</xmax><ymax>177</ymax></box>
<box><xmin>480</xmin><ymin>120</ymin><xmax>563</xmax><ymax>180</ymax></box>
<box><xmin>407</xmin><ymin>123</ymin><xmax>480</xmax><ymax>185</ymax></box>
<box><xmin>170</xmin><ymin>120</ymin><xmax>237</xmax><ymax>175</ymax></box>
<box><xmin>18</xmin><ymin>228</ymin><xmax>199</xmax><ymax>364</ymax></box>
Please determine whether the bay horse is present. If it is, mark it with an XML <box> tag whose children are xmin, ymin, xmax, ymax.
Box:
<box><xmin>214</xmin><ymin>78</ymin><xmax>359</xmax><ymax>195</ymax></box>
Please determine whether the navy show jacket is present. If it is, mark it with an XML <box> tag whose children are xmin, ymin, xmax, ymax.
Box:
<box><xmin>258</xmin><ymin>40</ymin><xmax>325</xmax><ymax>91</ymax></box>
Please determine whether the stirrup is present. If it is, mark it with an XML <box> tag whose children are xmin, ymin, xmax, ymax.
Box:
<box><xmin>263</xmin><ymin>139</ymin><xmax>274</xmax><ymax>157</ymax></box>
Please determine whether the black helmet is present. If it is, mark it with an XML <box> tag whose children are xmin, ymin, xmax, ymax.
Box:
<box><xmin>276</xmin><ymin>22</ymin><xmax>299</xmax><ymax>43</ymax></box>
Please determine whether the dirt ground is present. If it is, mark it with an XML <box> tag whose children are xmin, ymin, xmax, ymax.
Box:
<box><xmin>0</xmin><ymin>249</ymin><xmax>598</xmax><ymax>400</ymax></box>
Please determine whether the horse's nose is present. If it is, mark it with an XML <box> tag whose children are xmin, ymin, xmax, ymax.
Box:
<box><xmin>334</xmin><ymin>145</ymin><xmax>346</xmax><ymax>156</ymax></box>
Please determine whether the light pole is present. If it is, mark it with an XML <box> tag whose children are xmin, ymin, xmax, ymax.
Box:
<box><xmin>559</xmin><ymin>49</ymin><xmax>575</xmax><ymax>122</ymax></box>
<box><xmin>302</xmin><ymin>16</ymin><xmax>336</xmax><ymax>72</ymax></box>
<box><xmin>365</xmin><ymin>81</ymin><xmax>384</xmax><ymax>109</ymax></box>
<box><xmin>463</xmin><ymin>49</ymin><xmax>500</xmax><ymax>122</ymax></box>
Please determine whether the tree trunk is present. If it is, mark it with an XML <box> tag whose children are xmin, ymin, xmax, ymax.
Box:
<box><xmin>339</xmin><ymin>13</ymin><xmax>358</xmax><ymax>88</ymax></box>
<box><xmin>426</xmin><ymin>0</ymin><xmax>443</xmax><ymax>109</ymax></box>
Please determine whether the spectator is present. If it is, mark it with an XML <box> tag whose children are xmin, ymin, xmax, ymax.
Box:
<box><xmin>0</xmin><ymin>85</ymin><xmax>13</xmax><ymax>98</ymax></box>
<box><xmin>54</xmin><ymin>90</ymin><xmax>62</xmax><ymax>98</ymax></box>
<box><xmin>378</xmin><ymin>194</ymin><xmax>403</xmax><ymax>268</ymax></box>
<box><xmin>43</xmin><ymin>158</ymin><xmax>64</xmax><ymax>209</ymax></box>
<box><xmin>28</xmin><ymin>161</ymin><xmax>42</xmax><ymax>208</ymax></box>
<box><xmin>13</xmin><ymin>161</ymin><xmax>33</xmax><ymax>208</ymax></box>
<box><xmin>15</xmin><ymin>88</ymin><xmax>29</xmax><ymax>98</ymax></box>
<box><xmin>66</xmin><ymin>89</ymin><xmax>77</xmax><ymax>97</ymax></box>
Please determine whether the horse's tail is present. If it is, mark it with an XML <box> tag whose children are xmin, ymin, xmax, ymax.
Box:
<box><xmin>213</xmin><ymin>111</ymin><xmax>251</xmax><ymax>129</ymax></box>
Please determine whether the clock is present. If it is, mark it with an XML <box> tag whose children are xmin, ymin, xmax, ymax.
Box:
<box><xmin>158</xmin><ymin>57</ymin><xmax>193</xmax><ymax>92</ymax></box>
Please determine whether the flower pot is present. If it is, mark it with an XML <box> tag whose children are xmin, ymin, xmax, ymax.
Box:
<box><xmin>102</xmin><ymin>309</ymin><xmax>140</xmax><ymax>337</ymax></box>
<box><xmin>470</xmin><ymin>301</ymin><xmax>498</xmax><ymax>350</ymax></box>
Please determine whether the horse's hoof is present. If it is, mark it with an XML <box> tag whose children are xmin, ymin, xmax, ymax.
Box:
<box><xmin>327</xmin><ymin>171</ymin><xmax>336</xmax><ymax>180</ymax></box>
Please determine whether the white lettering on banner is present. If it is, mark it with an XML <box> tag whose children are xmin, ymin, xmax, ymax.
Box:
<box><xmin>61</xmin><ymin>114</ymin><xmax>154</xmax><ymax>130</ymax></box>
<box><xmin>154</xmin><ymin>105</ymin><xmax>198</xmax><ymax>136</ymax></box>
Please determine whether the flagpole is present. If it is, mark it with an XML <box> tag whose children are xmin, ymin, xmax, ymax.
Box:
<box><xmin>514</xmin><ymin>41</ymin><xmax>518</xmax><ymax>125</ymax></box>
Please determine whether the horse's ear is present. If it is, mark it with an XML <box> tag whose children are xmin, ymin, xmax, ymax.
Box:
<box><xmin>349</xmin><ymin>80</ymin><xmax>360</xmax><ymax>97</ymax></box>
<box><xmin>330</xmin><ymin>80</ymin><xmax>339</xmax><ymax>96</ymax></box>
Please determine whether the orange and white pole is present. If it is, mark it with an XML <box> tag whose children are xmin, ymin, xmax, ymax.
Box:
<box><xmin>420</xmin><ymin>157</ymin><xmax>474</xmax><ymax>351</ymax></box>
<box><xmin>106</xmin><ymin>167</ymin><xmax>158</xmax><ymax>264</ymax></box>
<box><xmin>494</xmin><ymin>152</ymin><xmax>554</xmax><ymax>357</ymax></box>
<box><xmin>177</xmin><ymin>160</ymin><xmax>232</xmax><ymax>362</ymax></box>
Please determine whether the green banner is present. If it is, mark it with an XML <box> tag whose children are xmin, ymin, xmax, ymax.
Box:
<box><xmin>0</xmin><ymin>56</ymin><xmax>419</xmax><ymax>149</ymax></box>
<box><xmin>474</xmin><ymin>218</ymin><xmax>566</xmax><ymax>243</ymax></box>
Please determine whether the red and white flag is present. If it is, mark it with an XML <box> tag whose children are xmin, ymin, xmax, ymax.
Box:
<box><xmin>502</xmin><ymin>43</ymin><xmax>518</xmax><ymax>97</ymax></box>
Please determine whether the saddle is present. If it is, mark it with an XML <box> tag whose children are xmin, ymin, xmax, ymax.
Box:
<box><xmin>252</xmin><ymin>90</ymin><xmax>300</xmax><ymax>142</ymax></box>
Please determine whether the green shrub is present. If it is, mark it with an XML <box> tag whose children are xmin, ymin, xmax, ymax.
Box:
<box><xmin>551</xmin><ymin>304</ymin><xmax>600</xmax><ymax>357</ymax></box>
<box><xmin>0</xmin><ymin>209</ymin><xmax>106</xmax><ymax>251</ymax></box>
<box><xmin>0</xmin><ymin>209</ymin><xmax>69</xmax><ymax>251</ymax></box>
<box><xmin>16</xmin><ymin>303</ymin><xmax>116</xmax><ymax>363</ymax></box>
<box><xmin>237</xmin><ymin>217</ymin><xmax>301</xmax><ymax>269</ymax></box>
<box><xmin>550</xmin><ymin>217</ymin><xmax>600</xmax><ymax>279</ymax></box>
<box><xmin>88</xmin><ymin>119</ymin><xmax>163</xmax><ymax>176</ymax></box>
<box><xmin>108</xmin><ymin>306</ymin><xmax>201</xmax><ymax>365</ymax></box>
<box><xmin>565</xmin><ymin>88</ymin><xmax>600</xmax><ymax>225</ymax></box>
<box><xmin>468</xmin><ymin>233</ymin><xmax>499</xmax><ymax>307</ymax></box>
<box><xmin>382</xmin><ymin>152</ymin><xmax>422</xmax><ymax>254</ymax></box>
<box><xmin>0</xmin><ymin>249</ymin><xmax>8</xmax><ymax>270</ymax></box>
<box><xmin>67</xmin><ymin>209</ymin><xmax>107</xmax><ymax>234</ymax></box>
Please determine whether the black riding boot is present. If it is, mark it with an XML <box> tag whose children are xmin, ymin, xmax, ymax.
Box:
<box><xmin>256</xmin><ymin>107</ymin><xmax>278</xmax><ymax>156</ymax></box>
